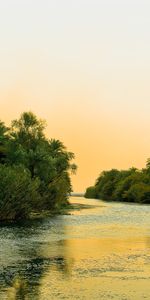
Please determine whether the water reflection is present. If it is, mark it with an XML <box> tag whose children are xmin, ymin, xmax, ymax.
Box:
<box><xmin>1</xmin><ymin>197</ymin><xmax>150</xmax><ymax>299</ymax></box>
<box><xmin>4</xmin><ymin>254</ymin><xmax>73</xmax><ymax>299</ymax></box>
<box><xmin>0</xmin><ymin>217</ymin><xmax>75</xmax><ymax>299</ymax></box>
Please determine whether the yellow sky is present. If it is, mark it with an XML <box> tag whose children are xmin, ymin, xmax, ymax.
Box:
<box><xmin>0</xmin><ymin>1</ymin><xmax>150</xmax><ymax>191</ymax></box>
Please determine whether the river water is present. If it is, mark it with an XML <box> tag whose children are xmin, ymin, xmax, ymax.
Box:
<box><xmin>1</xmin><ymin>197</ymin><xmax>150</xmax><ymax>299</ymax></box>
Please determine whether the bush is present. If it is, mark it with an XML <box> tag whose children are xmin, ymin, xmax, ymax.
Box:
<box><xmin>84</xmin><ymin>186</ymin><xmax>97</xmax><ymax>199</ymax></box>
<box><xmin>0</xmin><ymin>165</ymin><xmax>40</xmax><ymax>220</ymax></box>
<box><xmin>85</xmin><ymin>162</ymin><xmax>150</xmax><ymax>204</ymax></box>
<box><xmin>125</xmin><ymin>183</ymin><xmax>150</xmax><ymax>203</ymax></box>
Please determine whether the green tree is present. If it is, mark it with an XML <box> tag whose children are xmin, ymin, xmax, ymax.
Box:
<box><xmin>95</xmin><ymin>169</ymin><xmax>120</xmax><ymax>200</ymax></box>
<box><xmin>125</xmin><ymin>183</ymin><xmax>150</xmax><ymax>203</ymax></box>
<box><xmin>0</xmin><ymin>121</ymin><xmax>9</xmax><ymax>163</ymax></box>
<box><xmin>85</xmin><ymin>186</ymin><xmax>97</xmax><ymax>199</ymax></box>
<box><xmin>0</xmin><ymin>165</ymin><xmax>40</xmax><ymax>220</ymax></box>
<box><xmin>85</xmin><ymin>163</ymin><xmax>150</xmax><ymax>204</ymax></box>
<box><xmin>0</xmin><ymin>112</ymin><xmax>77</xmax><ymax>220</ymax></box>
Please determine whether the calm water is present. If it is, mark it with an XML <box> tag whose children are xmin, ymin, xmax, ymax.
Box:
<box><xmin>1</xmin><ymin>197</ymin><xmax>150</xmax><ymax>299</ymax></box>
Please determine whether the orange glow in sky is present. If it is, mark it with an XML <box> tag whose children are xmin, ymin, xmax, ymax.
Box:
<box><xmin>1</xmin><ymin>1</ymin><xmax>150</xmax><ymax>191</ymax></box>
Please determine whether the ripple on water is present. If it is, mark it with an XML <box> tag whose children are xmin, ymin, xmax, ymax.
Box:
<box><xmin>1</xmin><ymin>197</ymin><xmax>150</xmax><ymax>299</ymax></box>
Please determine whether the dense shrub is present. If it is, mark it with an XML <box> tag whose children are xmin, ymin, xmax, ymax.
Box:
<box><xmin>0</xmin><ymin>165</ymin><xmax>40</xmax><ymax>220</ymax></box>
<box><xmin>84</xmin><ymin>186</ymin><xmax>97</xmax><ymax>199</ymax></box>
<box><xmin>85</xmin><ymin>163</ymin><xmax>150</xmax><ymax>204</ymax></box>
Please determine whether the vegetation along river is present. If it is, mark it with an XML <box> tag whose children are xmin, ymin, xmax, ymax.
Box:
<box><xmin>1</xmin><ymin>197</ymin><xmax>150</xmax><ymax>299</ymax></box>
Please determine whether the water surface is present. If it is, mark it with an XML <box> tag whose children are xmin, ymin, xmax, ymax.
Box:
<box><xmin>1</xmin><ymin>197</ymin><xmax>150</xmax><ymax>299</ymax></box>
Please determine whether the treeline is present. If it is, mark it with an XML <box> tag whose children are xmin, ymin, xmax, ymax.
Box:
<box><xmin>0</xmin><ymin>112</ymin><xmax>77</xmax><ymax>221</ymax></box>
<box><xmin>85</xmin><ymin>163</ymin><xmax>150</xmax><ymax>204</ymax></box>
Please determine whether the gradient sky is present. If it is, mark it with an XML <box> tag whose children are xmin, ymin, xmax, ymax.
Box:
<box><xmin>1</xmin><ymin>0</ymin><xmax>150</xmax><ymax>191</ymax></box>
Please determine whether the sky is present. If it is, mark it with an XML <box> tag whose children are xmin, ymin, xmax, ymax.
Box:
<box><xmin>0</xmin><ymin>0</ymin><xmax>150</xmax><ymax>192</ymax></box>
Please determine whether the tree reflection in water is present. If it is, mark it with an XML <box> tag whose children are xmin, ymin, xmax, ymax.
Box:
<box><xmin>0</xmin><ymin>218</ymin><xmax>73</xmax><ymax>299</ymax></box>
<box><xmin>3</xmin><ymin>253</ymin><xmax>73</xmax><ymax>299</ymax></box>
<box><xmin>1</xmin><ymin>198</ymin><xmax>150</xmax><ymax>299</ymax></box>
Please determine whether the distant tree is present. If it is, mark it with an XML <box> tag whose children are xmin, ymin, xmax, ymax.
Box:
<box><xmin>85</xmin><ymin>186</ymin><xmax>97</xmax><ymax>199</ymax></box>
<box><xmin>95</xmin><ymin>169</ymin><xmax>120</xmax><ymax>200</ymax></box>
<box><xmin>85</xmin><ymin>163</ymin><xmax>150</xmax><ymax>204</ymax></box>
<box><xmin>125</xmin><ymin>183</ymin><xmax>150</xmax><ymax>203</ymax></box>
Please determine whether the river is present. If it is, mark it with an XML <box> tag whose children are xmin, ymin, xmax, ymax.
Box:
<box><xmin>1</xmin><ymin>197</ymin><xmax>150</xmax><ymax>299</ymax></box>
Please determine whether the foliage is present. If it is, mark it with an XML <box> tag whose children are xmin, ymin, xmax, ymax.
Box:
<box><xmin>84</xmin><ymin>186</ymin><xmax>97</xmax><ymax>199</ymax></box>
<box><xmin>0</xmin><ymin>112</ymin><xmax>77</xmax><ymax>220</ymax></box>
<box><xmin>0</xmin><ymin>165</ymin><xmax>40</xmax><ymax>220</ymax></box>
<box><xmin>85</xmin><ymin>162</ymin><xmax>150</xmax><ymax>204</ymax></box>
<box><xmin>0</xmin><ymin>121</ymin><xmax>9</xmax><ymax>163</ymax></box>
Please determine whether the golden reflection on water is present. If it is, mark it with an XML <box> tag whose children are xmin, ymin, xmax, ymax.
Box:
<box><xmin>37</xmin><ymin>198</ymin><xmax>150</xmax><ymax>299</ymax></box>
<box><xmin>39</xmin><ymin>235</ymin><xmax>150</xmax><ymax>299</ymax></box>
<box><xmin>6</xmin><ymin>277</ymin><xmax>27</xmax><ymax>300</ymax></box>
<box><xmin>3</xmin><ymin>197</ymin><xmax>150</xmax><ymax>299</ymax></box>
